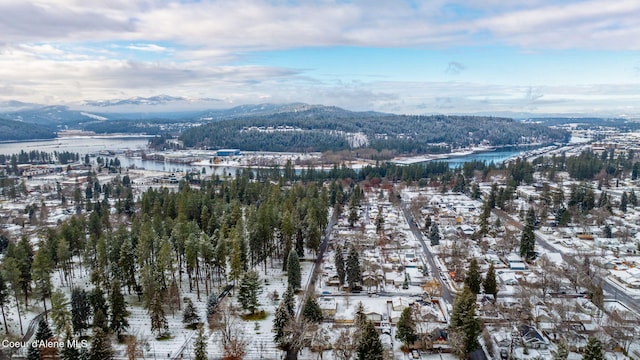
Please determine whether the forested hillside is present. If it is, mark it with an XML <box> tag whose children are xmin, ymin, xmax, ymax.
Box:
<box><xmin>180</xmin><ymin>107</ymin><xmax>569</xmax><ymax>153</ymax></box>
<box><xmin>0</xmin><ymin>118</ymin><xmax>56</xmax><ymax>141</ymax></box>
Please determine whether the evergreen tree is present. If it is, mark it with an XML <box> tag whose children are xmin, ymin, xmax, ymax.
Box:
<box><xmin>302</xmin><ymin>296</ymin><xmax>323</xmax><ymax>323</ymax></box>
<box><xmin>237</xmin><ymin>270</ymin><xmax>262</xmax><ymax>314</ymax></box>
<box><xmin>629</xmin><ymin>190</ymin><xmax>638</xmax><ymax>207</ymax></box>
<box><xmin>193</xmin><ymin>325</ymin><xmax>208</xmax><ymax>360</ymax></box>
<box><xmin>149</xmin><ymin>292</ymin><xmax>169</xmax><ymax>337</ymax></box>
<box><xmin>335</xmin><ymin>246</ymin><xmax>346</xmax><ymax>287</ymax></box>
<box><xmin>483</xmin><ymin>264</ymin><xmax>498</xmax><ymax>298</ymax></box>
<box><xmin>183</xmin><ymin>298</ymin><xmax>201</xmax><ymax>328</ymax></box>
<box><xmin>603</xmin><ymin>224</ymin><xmax>612</xmax><ymax>238</ymax></box>
<box><xmin>348</xmin><ymin>196</ymin><xmax>360</xmax><ymax>228</ymax></box>
<box><xmin>71</xmin><ymin>287</ymin><xmax>92</xmax><ymax>336</ymax></box>
<box><xmin>449</xmin><ymin>287</ymin><xmax>481</xmax><ymax>357</ymax></box>
<box><xmin>61</xmin><ymin>326</ymin><xmax>80</xmax><ymax>360</ymax></box>
<box><xmin>30</xmin><ymin>317</ymin><xmax>58</xmax><ymax>359</ymax></box>
<box><xmin>2</xmin><ymin>257</ymin><xmax>24</xmax><ymax>335</ymax></box>
<box><xmin>346</xmin><ymin>246</ymin><xmax>361</xmax><ymax>290</ymax></box>
<box><xmin>118</xmin><ymin>236</ymin><xmax>137</xmax><ymax>293</ymax></box>
<box><xmin>556</xmin><ymin>206</ymin><xmax>571</xmax><ymax>226</ymax></box>
<box><xmin>228</xmin><ymin>232</ymin><xmax>244</xmax><ymax>285</ymax></box>
<box><xmin>89</xmin><ymin>327</ymin><xmax>114</xmax><ymax>360</ymax></box>
<box><xmin>395</xmin><ymin>307</ymin><xmax>417</xmax><ymax>347</ymax></box>
<box><xmin>464</xmin><ymin>259</ymin><xmax>482</xmax><ymax>295</ymax></box>
<box><xmin>424</xmin><ymin>215</ymin><xmax>432</xmax><ymax>230</ymax></box>
<box><xmin>620</xmin><ymin>191</ymin><xmax>628</xmax><ymax>212</ymax></box>
<box><xmin>582</xmin><ymin>337</ymin><xmax>603</xmax><ymax>360</ymax></box>
<box><xmin>429</xmin><ymin>222</ymin><xmax>441</xmax><ymax>246</ymax></box>
<box><xmin>273</xmin><ymin>287</ymin><xmax>295</xmax><ymax>347</ymax></box>
<box><xmin>280</xmin><ymin>210</ymin><xmax>295</xmax><ymax>271</ymax></box>
<box><xmin>554</xmin><ymin>339</ymin><xmax>569</xmax><ymax>360</ymax></box>
<box><xmin>50</xmin><ymin>290</ymin><xmax>71</xmax><ymax>335</ymax></box>
<box><xmin>282</xmin><ymin>286</ymin><xmax>295</xmax><ymax>317</ymax></box>
<box><xmin>90</xmin><ymin>288</ymin><xmax>109</xmax><ymax>332</ymax></box>
<box><xmin>357</xmin><ymin>321</ymin><xmax>384</xmax><ymax>360</ymax></box>
<box><xmin>306</xmin><ymin>215</ymin><xmax>322</xmax><ymax>254</ymax></box>
<box><xmin>354</xmin><ymin>301</ymin><xmax>368</xmax><ymax>333</ymax></box>
<box><xmin>206</xmin><ymin>292</ymin><xmax>218</xmax><ymax>326</ymax></box>
<box><xmin>32</xmin><ymin>244</ymin><xmax>54</xmax><ymax>314</ymax></box>
<box><xmin>375</xmin><ymin>208</ymin><xmax>384</xmax><ymax>234</ymax></box>
<box><xmin>27</xmin><ymin>345</ymin><xmax>40</xmax><ymax>360</ymax></box>
<box><xmin>478</xmin><ymin>200</ymin><xmax>491</xmax><ymax>236</ymax></box>
<box><xmin>287</xmin><ymin>249</ymin><xmax>301</xmax><ymax>290</ymax></box>
<box><xmin>0</xmin><ymin>271</ymin><xmax>8</xmax><ymax>335</ymax></box>
<box><xmin>471</xmin><ymin>183</ymin><xmax>481</xmax><ymax>200</ymax></box>
<box><xmin>520</xmin><ymin>208</ymin><xmax>536</xmax><ymax>260</ymax></box>
<box><xmin>15</xmin><ymin>236</ymin><xmax>34</xmax><ymax>307</ymax></box>
<box><xmin>92</xmin><ymin>308</ymin><xmax>108</xmax><ymax>333</ymax></box>
<box><xmin>109</xmin><ymin>280</ymin><xmax>129</xmax><ymax>336</ymax></box>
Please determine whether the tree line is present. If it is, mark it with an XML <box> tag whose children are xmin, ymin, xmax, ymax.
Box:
<box><xmin>180</xmin><ymin>108</ymin><xmax>569</xmax><ymax>154</ymax></box>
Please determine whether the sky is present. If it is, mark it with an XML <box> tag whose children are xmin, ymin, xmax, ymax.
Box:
<box><xmin>0</xmin><ymin>0</ymin><xmax>639</xmax><ymax>115</ymax></box>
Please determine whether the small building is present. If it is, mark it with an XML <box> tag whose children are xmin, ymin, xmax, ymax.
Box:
<box><xmin>216</xmin><ymin>149</ymin><xmax>241</xmax><ymax>157</ymax></box>
<box><xmin>505</xmin><ymin>253</ymin><xmax>526</xmax><ymax>270</ymax></box>
<box><xmin>498</xmin><ymin>272</ymin><xmax>519</xmax><ymax>286</ymax></box>
<box><xmin>518</xmin><ymin>325</ymin><xmax>549</xmax><ymax>349</ymax></box>
<box><xmin>319</xmin><ymin>297</ymin><xmax>337</xmax><ymax>317</ymax></box>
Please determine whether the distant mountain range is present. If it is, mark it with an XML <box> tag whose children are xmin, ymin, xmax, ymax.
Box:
<box><xmin>0</xmin><ymin>95</ymin><xmax>631</xmax><ymax>144</ymax></box>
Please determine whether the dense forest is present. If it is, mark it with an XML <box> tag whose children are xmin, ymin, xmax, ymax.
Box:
<box><xmin>0</xmin><ymin>119</ymin><xmax>56</xmax><ymax>141</ymax></box>
<box><xmin>180</xmin><ymin>108</ymin><xmax>569</xmax><ymax>153</ymax></box>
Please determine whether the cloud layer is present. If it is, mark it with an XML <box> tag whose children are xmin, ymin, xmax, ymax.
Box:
<box><xmin>0</xmin><ymin>0</ymin><xmax>639</xmax><ymax>115</ymax></box>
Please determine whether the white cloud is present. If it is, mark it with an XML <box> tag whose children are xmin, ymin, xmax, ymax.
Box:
<box><xmin>125</xmin><ymin>43</ymin><xmax>169</xmax><ymax>52</ymax></box>
<box><xmin>0</xmin><ymin>0</ymin><xmax>639</xmax><ymax>115</ymax></box>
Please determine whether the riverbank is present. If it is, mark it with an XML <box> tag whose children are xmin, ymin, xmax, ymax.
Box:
<box><xmin>390</xmin><ymin>146</ymin><xmax>496</xmax><ymax>165</ymax></box>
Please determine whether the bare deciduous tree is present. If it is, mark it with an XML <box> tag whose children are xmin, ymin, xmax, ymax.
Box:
<box><xmin>602</xmin><ymin>310</ymin><xmax>638</xmax><ymax>354</ymax></box>
<box><xmin>210</xmin><ymin>304</ymin><xmax>247</xmax><ymax>360</ymax></box>
<box><xmin>333</xmin><ymin>329</ymin><xmax>359</xmax><ymax>360</ymax></box>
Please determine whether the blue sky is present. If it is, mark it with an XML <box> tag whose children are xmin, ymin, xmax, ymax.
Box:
<box><xmin>0</xmin><ymin>0</ymin><xmax>639</xmax><ymax>116</ymax></box>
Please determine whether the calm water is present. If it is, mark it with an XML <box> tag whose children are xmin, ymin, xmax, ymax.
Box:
<box><xmin>444</xmin><ymin>149</ymin><xmax>523</xmax><ymax>168</ymax></box>
<box><xmin>0</xmin><ymin>136</ymin><xmax>243</xmax><ymax>175</ymax></box>
<box><xmin>0</xmin><ymin>136</ymin><xmax>527</xmax><ymax>173</ymax></box>
<box><xmin>0</xmin><ymin>136</ymin><xmax>151</xmax><ymax>155</ymax></box>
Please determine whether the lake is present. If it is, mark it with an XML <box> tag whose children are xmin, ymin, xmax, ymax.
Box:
<box><xmin>0</xmin><ymin>136</ymin><xmax>151</xmax><ymax>155</ymax></box>
<box><xmin>0</xmin><ymin>136</ymin><xmax>529</xmax><ymax>173</ymax></box>
<box><xmin>444</xmin><ymin>149</ymin><xmax>523</xmax><ymax>168</ymax></box>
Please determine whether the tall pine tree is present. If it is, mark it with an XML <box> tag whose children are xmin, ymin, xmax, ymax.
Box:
<box><xmin>193</xmin><ymin>325</ymin><xmax>208</xmax><ymax>360</ymax></box>
<box><xmin>357</xmin><ymin>321</ymin><xmax>384</xmax><ymax>360</ymax></box>
<box><xmin>346</xmin><ymin>246</ymin><xmax>361</xmax><ymax>290</ymax></box>
<box><xmin>71</xmin><ymin>287</ymin><xmax>92</xmax><ymax>336</ymax></box>
<box><xmin>0</xmin><ymin>271</ymin><xmax>9</xmax><ymax>335</ymax></box>
<box><xmin>237</xmin><ymin>270</ymin><xmax>262</xmax><ymax>314</ymax></box>
<box><xmin>109</xmin><ymin>280</ymin><xmax>129</xmax><ymax>337</ymax></box>
<box><xmin>464</xmin><ymin>259</ymin><xmax>482</xmax><ymax>295</ymax></box>
<box><xmin>335</xmin><ymin>246</ymin><xmax>346</xmax><ymax>287</ymax></box>
<box><xmin>302</xmin><ymin>296</ymin><xmax>323</xmax><ymax>323</ymax></box>
<box><xmin>89</xmin><ymin>327</ymin><xmax>114</xmax><ymax>360</ymax></box>
<box><xmin>520</xmin><ymin>207</ymin><xmax>536</xmax><ymax>261</ymax></box>
<box><xmin>582</xmin><ymin>337</ymin><xmax>603</xmax><ymax>360</ymax></box>
<box><xmin>287</xmin><ymin>249</ymin><xmax>301</xmax><ymax>290</ymax></box>
<box><xmin>396</xmin><ymin>307</ymin><xmax>417</xmax><ymax>347</ymax></box>
<box><xmin>449</xmin><ymin>287</ymin><xmax>481</xmax><ymax>357</ymax></box>
<box><xmin>183</xmin><ymin>298</ymin><xmax>201</xmax><ymax>328</ymax></box>
<box><xmin>429</xmin><ymin>222</ymin><xmax>441</xmax><ymax>246</ymax></box>
<box><xmin>273</xmin><ymin>287</ymin><xmax>295</xmax><ymax>348</ymax></box>
<box><xmin>483</xmin><ymin>263</ymin><xmax>498</xmax><ymax>299</ymax></box>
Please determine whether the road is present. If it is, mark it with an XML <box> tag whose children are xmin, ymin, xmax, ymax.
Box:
<box><xmin>401</xmin><ymin>201</ymin><xmax>454</xmax><ymax>304</ymax></box>
<box><xmin>491</xmin><ymin>208</ymin><xmax>640</xmax><ymax>314</ymax></box>
<box><xmin>297</xmin><ymin>209</ymin><xmax>338</xmax><ymax>319</ymax></box>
